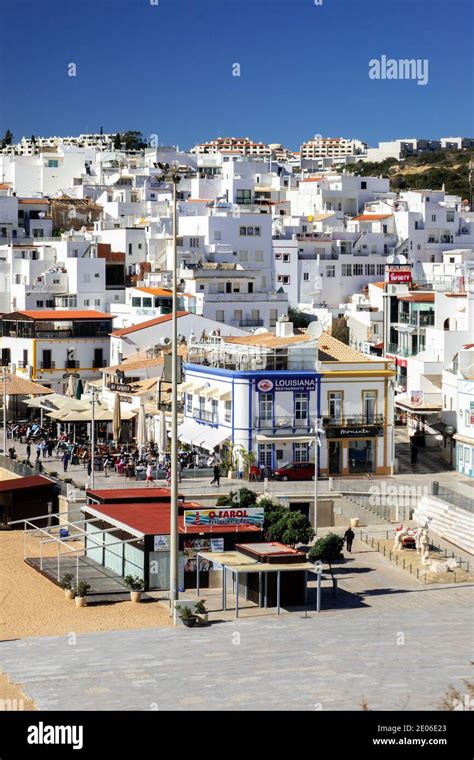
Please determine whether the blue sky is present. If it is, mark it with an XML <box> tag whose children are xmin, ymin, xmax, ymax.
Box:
<box><xmin>1</xmin><ymin>0</ymin><xmax>473</xmax><ymax>150</ymax></box>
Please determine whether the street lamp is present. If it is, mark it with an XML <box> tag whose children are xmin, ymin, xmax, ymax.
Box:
<box><xmin>307</xmin><ymin>321</ymin><xmax>323</xmax><ymax>536</ymax></box>
<box><xmin>2</xmin><ymin>366</ymin><xmax>7</xmax><ymax>455</ymax></box>
<box><xmin>155</xmin><ymin>161</ymin><xmax>189</xmax><ymax>612</ymax></box>
<box><xmin>90</xmin><ymin>389</ymin><xmax>100</xmax><ymax>490</ymax></box>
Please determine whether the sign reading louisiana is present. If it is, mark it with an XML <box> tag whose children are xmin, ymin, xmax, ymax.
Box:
<box><xmin>184</xmin><ymin>508</ymin><xmax>264</xmax><ymax>526</ymax></box>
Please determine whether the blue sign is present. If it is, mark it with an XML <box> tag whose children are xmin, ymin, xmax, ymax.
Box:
<box><xmin>257</xmin><ymin>377</ymin><xmax>317</xmax><ymax>393</ymax></box>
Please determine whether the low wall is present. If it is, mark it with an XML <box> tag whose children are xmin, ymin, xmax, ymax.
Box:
<box><xmin>413</xmin><ymin>495</ymin><xmax>474</xmax><ymax>555</ymax></box>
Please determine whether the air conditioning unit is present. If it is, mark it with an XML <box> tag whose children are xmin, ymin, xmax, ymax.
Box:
<box><xmin>160</xmin><ymin>337</ymin><xmax>171</xmax><ymax>346</ymax></box>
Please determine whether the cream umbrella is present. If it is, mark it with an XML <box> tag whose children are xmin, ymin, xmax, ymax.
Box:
<box><xmin>136</xmin><ymin>405</ymin><xmax>148</xmax><ymax>450</ymax></box>
<box><xmin>65</xmin><ymin>375</ymin><xmax>76</xmax><ymax>398</ymax></box>
<box><xmin>112</xmin><ymin>393</ymin><xmax>122</xmax><ymax>443</ymax></box>
<box><xmin>158</xmin><ymin>409</ymin><xmax>168</xmax><ymax>455</ymax></box>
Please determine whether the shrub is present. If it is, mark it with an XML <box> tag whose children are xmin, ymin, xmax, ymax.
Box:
<box><xmin>308</xmin><ymin>533</ymin><xmax>345</xmax><ymax>595</ymax></box>
<box><xmin>60</xmin><ymin>573</ymin><xmax>74</xmax><ymax>590</ymax></box>
<box><xmin>76</xmin><ymin>581</ymin><xmax>91</xmax><ymax>597</ymax></box>
<box><xmin>124</xmin><ymin>575</ymin><xmax>144</xmax><ymax>592</ymax></box>
<box><xmin>267</xmin><ymin>511</ymin><xmax>314</xmax><ymax>547</ymax></box>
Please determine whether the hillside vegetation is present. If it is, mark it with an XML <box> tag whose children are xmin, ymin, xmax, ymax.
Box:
<box><xmin>344</xmin><ymin>147</ymin><xmax>474</xmax><ymax>199</ymax></box>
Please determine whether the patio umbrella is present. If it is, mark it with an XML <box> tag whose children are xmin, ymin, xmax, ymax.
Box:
<box><xmin>65</xmin><ymin>374</ymin><xmax>76</xmax><ymax>398</ymax></box>
<box><xmin>158</xmin><ymin>409</ymin><xmax>167</xmax><ymax>455</ymax></box>
<box><xmin>136</xmin><ymin>405</ymin><xmax>148</xmax><ymax>449</ymax></box>
<box><xmin>112</xmin><ymin>393</ymin><xmax>122</xmax><ymax>443</ymax></box>
<box><xmin>75</xmin><ymin>378</ymin><xmax>84</xmax><ymax>399</ymax></box>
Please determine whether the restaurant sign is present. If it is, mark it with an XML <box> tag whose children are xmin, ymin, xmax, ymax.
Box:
<box><xmin>108</xmin><ymin>382</ymin><xmax>133</xmax><ymax>393</ymax></box>
<box><xmin>184</xmin><ymin>508</ymin><xmax>264</xmax><ymax>527</ymax></box>
<box><xmin>257</xmin><ymin>376</ymin><xmax>317</xmax><ymax>393</ymax></box>
<box><xmin>386</xmin><ymin>267</ymin><xmax>412</xmax><ymax>284</ymax></box>
<box><xmin>325</xmin><ymin>426</ymin><xmax>383</xmax><ymax>439</ymax></box>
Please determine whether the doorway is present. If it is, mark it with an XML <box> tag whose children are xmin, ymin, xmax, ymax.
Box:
<box><xmin>328</xmin><ymin>441</ymin><xmax>342</xmax><ymax>474</ymax></box>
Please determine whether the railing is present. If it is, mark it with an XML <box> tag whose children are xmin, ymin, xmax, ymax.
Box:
<box><xmin>66</xmin><ymin>360</ymin><xmax>80</xmax><ymax>369</ymax></box>
<box><xmin>398</xmin><ymin>312</ymin><xmax>435</xmax><ymax>326</ymax></box>
<box><xmin>192</xmin><ymin>408</ymin><xmax>218</xmax><ymax>424</ymax></box>
<box><xmin>256</xmin><ymin>415</ymin><xmax>310</xmax><ymax>429</ymax></box>
<box><xmin>323</xmin><ymin>414</ymin><xmax>385</xmax><ymax>426</ymax></box>
<box><xmin>92</xmin><ymin>359</ymin><xmax>106</xmax><ymax>369</ymax></box>
<box><xmin>386</xmin><ymin>343</ymin><xmax>420</xmax><ymax>357</ymax></box>
<box><xmin>40</xmin><ymin>361</ymin><xmax>56</xmax><ymax>369</ymax></box>
<box><xmin>239</xmin><ymin>318</ymin><xmax>264</xmax><ymax>327</ymax></box>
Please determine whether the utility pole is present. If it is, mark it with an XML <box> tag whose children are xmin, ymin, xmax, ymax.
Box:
<box><xmin>90</xmin><ymin>390</ymin><xmax>97</xmax><ymax>489</ymax></box>
<box><xmin>155</xmin><ymin>161</ymin><xmax>188</xmax><ymax>614</ymax></box>
<box><xmin>2</xmin><ymin>366</ymin><xmax>7</xmax><ymax>455</ymax></box>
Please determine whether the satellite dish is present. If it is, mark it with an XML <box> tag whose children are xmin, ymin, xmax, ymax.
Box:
<box><xmin>254</xmin><ymin>327</ymin><xmax>269</xmax><ymax>335</ymax></box>
<box><xmin>307</xmin><ymin>321</ymin><xmax>323</xmax><ymax>339</ymax></box>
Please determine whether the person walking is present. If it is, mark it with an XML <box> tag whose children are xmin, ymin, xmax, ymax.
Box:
<box><xmin>87</xmin><ymin>458</ymin><xmax>92</xmax><ymax>479</ymax></box>
<box><xmin>146</xmin><ymin>462</ymin><xmax>154</xmax><ymax>487</ymax></box>
<box><xmin>210</xmin><ymin>463</ymin><xmax>221</xmax><ymax>487</ymax></box>
<box><xmin>25</xmin><ymin>442</ymin><xmax>31</xmax><ymax>463</ymax></box>
<box><xmin>344</xmin><ymin>527</ymin><xmax>355</xmax><ymax>553</ymax></box>
<box><xmin>62</xmin><ymin>450</ymin><xmax>70</xmax><ymax>473</ymax></box>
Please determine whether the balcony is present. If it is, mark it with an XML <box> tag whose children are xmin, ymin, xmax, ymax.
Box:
<box><xmin>40</xmin><ymin>361</ymin><xmax>56</xmax><ymax>370</ymax></box>
<box><xmin>256</xmin><ymin>416</ymin><xmax>311</xmax><ymax>430</ymax></box>
<box><xmin>323</xmin><ymin>414</ymin><xmax>385</xmax><ymax>426</ymax></box>
<box><xmin>398</xmin><ymin>312</ymin><xmax>435</xmax><ymax>327</ymax></box>
<box><xmin>239</xmin><ymin>318</ymin><xmax>264</xmax><ymax>327</ymax></box>
<box><xmin>66</xmin><ymin>360</ymin><xmax>80</xmax><ymax>369</ymax></box>
<box><xmin>192</xmin><ymin>408</ymin><xmax>218</xmax><ymax>424</ymax></box>
<box><xmin>93</xmin><ymin>359</ymin><xmax>107</xmax><ymax>369</ymax></box>
<box><xmin>387</xmin><ymin>343</ymin><xmax>421</xmax><ymax>357</ymax></box>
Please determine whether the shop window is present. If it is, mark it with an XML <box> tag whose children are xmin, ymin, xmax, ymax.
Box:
<box><xmin>348</xmin><ymin>439</ymin><xmax>375</xmax><ymax>474</ymax></box>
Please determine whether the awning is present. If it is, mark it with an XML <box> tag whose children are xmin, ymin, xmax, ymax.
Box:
<box><xmin>178</xmin><ymin>381</ymin><xmax>195</xmax><ymax>393</ymax></box>
<box><xmin>255</xmin><ymin>434</ymin><xmax>314</xmax><ymax>443</ymax></box>
<box><xmin>219</xmin><ymin>390</ymin><xmax>232</xmax><ymax>401</ymax></box>
<box><xmin>395</xmin><ymin>396</ymin><xmax>442</xmax><ymax>413</ymax></box>
<box><xmin>200</xmin><ymin>427</ymin><xmax>231</xmax><ymax>452</ymax></box>
<box><xmin>176</xmin><ymin>419</ymin><xmax>209</xmax><ymax>447</ymax></box>
<box><xmin>200</xmin><ymin>387</ymin><xmax>220</xmax><ymax>399</ymax></box>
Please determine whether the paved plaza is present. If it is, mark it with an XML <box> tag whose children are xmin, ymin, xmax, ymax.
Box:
<box><xmin>1</xmin><ymin>539</ymin><xmax>472</xmax><ymax>711</ymax></box>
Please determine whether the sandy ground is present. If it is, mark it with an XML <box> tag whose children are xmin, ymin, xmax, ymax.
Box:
<box><xmin>0</xmin><ymin>531</ymin><xmax>172</xmax><ymax>641</ymax></box>
<box><xmin>0</xmin><ymin>672</ymin><xmax>37</xmax><ymax>711</ymax></box>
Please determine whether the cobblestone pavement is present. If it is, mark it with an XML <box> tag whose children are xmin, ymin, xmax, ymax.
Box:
<box><xmin>1</xmin><ymin>539</ymin><xmax>472</xmax><ymax>711</ymax></box>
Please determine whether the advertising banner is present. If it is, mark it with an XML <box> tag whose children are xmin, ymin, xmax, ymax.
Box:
<box><xmin>184</xmin><ymin>508</ymin><xmax>264</xmax><ymax>527</ymax></box>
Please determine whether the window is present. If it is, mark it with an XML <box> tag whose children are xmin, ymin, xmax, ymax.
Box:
<box><xmin>46</xmin><ymin>300</ymin><xmax>54</xmax><ymax>308</ymax></box>
<box><xmin>365</xmin><ymin>264</ymin><xmax>375</xmax><ymax>275</ymax></box>
<box><xmin>362</xmin><ymin>390</ymin><xmax>377</xmax><ymax>422</ymax></box>
<box><xmin>95</xmin><ymin>299</ymin><xmax>100</xmax><ymax>307</ymax></box>
<box><xmin>190</xmin><ymin>237</ymin><xmax>199</xmax><ymax>247</ymax></box>
<box><xmin>94</xmin><ymin>273</ymin><xmax>100</xmax><ymax>278</ymax></box>
<box><xmin>283</xmin><ymin>253</ymin><xmax>290</xmax><ymax>262</ymax></box>
<box><xmin>258</xmin><ymin>444</ymin><xmax>273</xmax><ymax>467</ymax></box>
<box><xmin>83</xmin><ymin>273</ymin><xmax>91</xmax><ymax>283</ymax></box>
<box><xmin>214</xmin><ymin>231</ymin><xmax>221</xmax><ymax>241</ymax></box>
<box><xmin>446</xmin><ymin>211</ymin><xmax>455</xmax><ymax>223</ymax></box>
<box><xmin>431</xmin><ymin>214</ymin><xmax>436</xmax><ymax>222</ymax></box>
<box><xmin>33</xmin><ymin>229</ymin><xmax>44</xmax><ymax>238</ymax></box>
<box><xmin>239</xmin><ymin>226</ymin><xmax>247</xmax><ymax>236</ymax></box>
<box><xmin>293</xmin><ymin>443</ymin><xmax>309</xmax><ymax>463</ymax></box>
<box><xmin>254</xmin><ymin>226</ymin><xmax>261</xmax><ymax>236</ymax></box>
<box><xmin>128</xmin><ymin>243</ymin><xmax>132</xmax><ymax>255</ymax></box>
<box><xmin>143</xmin><ymin>297</ymin><xmax>152</xmax><ymax>307</ymax></box>
<box><xmin>236</xmin><ymin>189</ymin><xmax>252</xmax><ymax>205</ymax></box>
<box><xmin>303</xmin><ymin>272</ymin><xmax>309</xmax><ymax>281</ymax></box>
<box><xmin>326</xmin><ymin>265</ymin><xmax>336</xmax><ymax>278</ymax></box>
<box><xmin>259</xmin><ymin>392</ymin><xmax>273</xmax><ymax>421</ymax></box>
<box><xmin>216</xmin><ymin>310</ymin><xmax>224</xmax><ymax>322</ymax></box>
<box><xmin>377</xmin><ymin>264</ymin><xmax>385</xmax><ymax>275</ymax></box>
<box><xmin>328</xmin><ymin>391</ymin><xmax>343</xmax><ymax>421</ymax></box>
<box><xmin>275</xmin><ymin>253</ymin><xmax>282</xmax><ymax>260</ymax></box>
<box><xmin>132</xmin><ymin>297</ymin><xmax>141</xmax><ymax>307</ymax></box>
<box><xmin>342</xmin><ymin>264</ymin><xmax>352</xmax><ymax>276</ymax></box>
<box><xmin>353</xmin><ymin>264</ymin><xmax>363</xmax><ymax>275</ymax></box>
<box><xmin>294</xmin><ymin>393</ymin><xmax>308</xmax><ymax>421</ymax></box>
<box><xmin>239</xmin><ymin>250</ymin><xmax>248</xmax><ymax>262</ymax></box>
<box><xmin>277</xmin><ymin>275</ymin><xmax>290</xmax><ymax>284</ymax></box>
<box><xmin>186</xmin><ymin>393</ymin><xmax>192</xmax><ymax>413</ymax></box>
<box><xmin>47</xmin><ymin>159</ymin><xmax>59</xmax><ymax>168</ymax></box>
<box><xmin>138</xmin><ymin>243</ymin><xmax>142</xmax><ymax>250</ymax></box>
<box><xmin>269</xmin><ymin>309</ymin><xmax>278</xmax><ymax>327</ymax></box>
<box><xmin>224</xmin><ymin>401</ymin><xmax>231</xmax><ymax>423</ymax></box>
<box><xmin>36</xmin><ymin>300</ymin><xmax>44</xmax><ymax>307</ymax></box>
<box><xmin>255</xmin><ymin>250</ymin><xmax>264</xmax><ymax>262</ymax></box>
<box><xmin>361</xmin><ymin>181</ymin><xmax>367</xmax><ymax>189</ymax></box>
<box><xmin>246</xmin><ymin>226</ymin><xmax>254</xmax><ymax>236</ymax></box>
<box><xmin>83</xmin><ymin>299</ymin><xmax>90</xmax><ymax>307</ymax></box>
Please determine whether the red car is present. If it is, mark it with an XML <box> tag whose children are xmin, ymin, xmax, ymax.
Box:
<box><xmin>273</xmin><ymin>462</ymin><xmax>315</xmax><ymax>481</ymax></box>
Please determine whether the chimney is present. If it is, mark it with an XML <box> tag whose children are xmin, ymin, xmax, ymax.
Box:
<box><xmin>275</xmin><ymin>315</ymin><xmax>294</xmax><ymax>338</ymax></box>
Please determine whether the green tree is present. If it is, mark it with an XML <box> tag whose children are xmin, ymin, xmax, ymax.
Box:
<box><xmin>288</xmin><ymin>306</ymin><xmax>311</xmax><ymax>329</ymax></box>
<box><xmin>308</xmin><ymin>533</ymin><xmax>344</xmax><ymax>595</ymax></box>
<box><xmin>122</xmin><ymin>130</ymin><xmax>147</xmax><ymax>151</ymax></box>
<box><xmin>2</xmin><ymin>129</ymin><xmax>13</xmax><ymax>148</ymax></box>
<box><xmin>216</xmin><ymin>487</ymin><xmax>257</xmax><ymax>509</ymax></box>
<box><xmin>332</xmin><ymin>316</ymin><xmax>349</xmax><ymax>344</ymax></box>
<box><xmin>113</xmin><ymin>133</ymin><xmax>122</xmax><ymax>150</ymax></box>
<box><xmin>267</xmin><ymin>510</ymin><xmax>314</xmax><ymax>547</ymax></box>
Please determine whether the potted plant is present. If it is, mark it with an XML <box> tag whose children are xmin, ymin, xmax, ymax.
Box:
<box><xmin>194</xmin><ymin>599</ymin><xmax>208</xmax><ymax>624</ymax></box>
<box><xmin>75</xmin><ymin>581</ymin><xmax>91</xmax><ymax>608</ymax></box>
<box><xmin>60</xmin><ymin>573</ymin><xmax>75</xmax><ymax>600</ymax></box>
<box><xmin>124</xmin><ymin>574</ymin><xmax>144</xmax><ymax>602</ymax></box>
<box><xmin>178</xmin><ymin>605</ymin><xmax>198</xmax><ymax>628</ymax></box>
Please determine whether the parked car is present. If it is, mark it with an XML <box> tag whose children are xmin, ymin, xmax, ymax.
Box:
<box><xmin>273</xmin><ymin>462</ymin><xmax>315</xmax><ymax>481</ymax></box>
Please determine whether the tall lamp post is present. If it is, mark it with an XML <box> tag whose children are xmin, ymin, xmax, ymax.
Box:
<box><xmin>90</xmin><ymin>389</ymin><xmax>99</xmax><ymax>490</ymax></box>
<box><xmin>307</xmin><ymin>321</ymin><xmax>323</xmax><ymax>536</ymax></box>
<box><xmin>2</xmin><ymin>366</ymin><xmax>7</xmax><ymax>455</ymax></box>
<box><xmin>155</xmin><ymin>161</ymin><xmax>188</xmax><ymax>612</ymax></box>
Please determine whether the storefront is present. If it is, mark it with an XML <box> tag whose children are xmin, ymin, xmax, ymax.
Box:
<box><xmin>324</xmin><ymin>424</ymin><xmax>383</xmax><ymax>475</ymax></box>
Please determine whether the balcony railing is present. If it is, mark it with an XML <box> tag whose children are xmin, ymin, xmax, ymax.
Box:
<box><xmin>192</xmin><ymin>408</ymin><xmax>218</xmax><ymax>424</ymax></box>
<box><xmin>387</xmin><ymin>343</ymin><xmax>421</xmax><ymax>357</ymax></box>
<box><xmin>40</xmin><ymin>361</ymin><xmax>56</xmax><ymax>369</ymax></box>
<box><xmin>239</xmin><ymin>318</ymin><xmax>264</xmax><ymax>327</ymax></box>
<box><xmin>93</xmin><ymin>359</ymin><xmax>107</xmax><ymax>369</ymax></box>
<box><xmin>323</xmin><ymin>415</ymin><xmax>385</xmax><ymax>426</ymax></box>
<box><xmin>398</xmin><ymin>312</ymin><xmax>435</xmax><ymax>326</ymax></box>
<box><xmin>256</xmin><ymin>416</ymin><xmax>311</xmax><ymax>429</ymax></box>
<box><xmin>66</xmin><ymin>360</ymin><xmax>80</xmax><ymax>369</ymax></box>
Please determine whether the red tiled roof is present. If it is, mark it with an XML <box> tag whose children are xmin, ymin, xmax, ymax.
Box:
<box><xmin>0</xmin><ymin>475</ymin><xmax>54</xmax><ymax>493</ymax></box>
<box><xmin>111</xmin><ymin>311</ymin><xmax>190</xmax><ymax>337</ymax></box>
<box><xmin>83</xmin><ymin>502</ymin><xmax>262</xmax><ymax>536</ymax></box>
<box><xmin>13</xmin><ymin>310</ymin><xmax>113</xmax><ymax>320</ymax></box>
<box><xmin>17</xmin><ymin>199</ymin><xmax>50</xmax><ymax>205</ymax></box>
<box><xmin>87</xmin><ymin>488</ymin><xmax>176</xmax><ymax>503</ymax></box>
<box><xmin>398</xmin><ymin>293</ymin><xmax>435</xmax><ymax>302</ymax></box>
<box><xmin>352</xmin><ymin>214</ymin><xmax>393</xmax><ymax>221</ymax></box>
